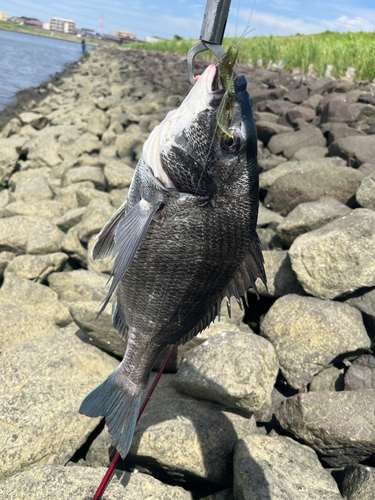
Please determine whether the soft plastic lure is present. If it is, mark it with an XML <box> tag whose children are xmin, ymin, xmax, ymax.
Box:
<box><xmin>216</xmin><ymin>45</ymin><xmax>239</xmax><ymax>138</ymax></box>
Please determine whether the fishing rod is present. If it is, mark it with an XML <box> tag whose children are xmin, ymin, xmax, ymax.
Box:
<box><xmin>89</xmin><ymin>2</ymin><xmax>232</xmax><ymax>498</ymax></box>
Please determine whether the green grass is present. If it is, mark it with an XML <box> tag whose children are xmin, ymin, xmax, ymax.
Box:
<box><xmin>125</xmin><ymin>31</ymin><xmax>375</xmax><ymax>81</ymax></box>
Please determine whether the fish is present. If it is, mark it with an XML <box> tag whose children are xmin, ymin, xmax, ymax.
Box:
<box><xmin>79</xmin><ymin>62</ymin><xmax>266</xmax><ymax>459</ymax></box>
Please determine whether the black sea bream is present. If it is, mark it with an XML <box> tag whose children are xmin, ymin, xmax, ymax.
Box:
<box><xmin>79</xmin><ymin>63</ymin><xmax>266</xmax><ymax>458</ymax></box>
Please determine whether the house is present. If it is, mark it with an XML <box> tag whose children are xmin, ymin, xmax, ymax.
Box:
<box><xmin>24</xmin><ymin>18</ymin><xmax>43</xmax><ymax>28</ymax></box>
<box><xmin>115</xmin><ymin>30</ymin><xmax>137</xmax><ymax>40</ymax></box>
<box><xmin>0</xmin><ymin>12</ymin><xmax>7</xmax><ymax>21</ymax></box>
<box><xmin>50</xmin><ymin>17</ymin><xmax>76</xmax><ymax>34</ymax></box>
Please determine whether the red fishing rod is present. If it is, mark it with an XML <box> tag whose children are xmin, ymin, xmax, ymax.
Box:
<box><xmin>91</xmin><ymin>348</ymin><xmax>174</xmax><ymax>500</ymax></box>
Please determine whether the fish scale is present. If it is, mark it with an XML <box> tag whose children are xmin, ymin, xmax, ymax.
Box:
<box><xmin>79</xmin><ymin>63</ymin><xmax>266</xmax><ymax>459</ymax></box>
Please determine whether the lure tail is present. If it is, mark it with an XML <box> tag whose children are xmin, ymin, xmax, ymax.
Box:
<box><xmin>79</xmin><ymin>369</ymin><xmax>146</xmax><ymax>459</ymax></box>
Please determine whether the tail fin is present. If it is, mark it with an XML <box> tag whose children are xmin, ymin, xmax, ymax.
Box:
<box><xmin>79</xmin><ymin>370</ymin><xmax>145</xmax><ymax>459</ymax></box>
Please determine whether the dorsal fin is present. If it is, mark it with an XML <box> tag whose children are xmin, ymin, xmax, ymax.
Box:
<box><xmin>173</xmin><ymin>237</ymin><xmax>267</xmax><ymax>347</ymax></box>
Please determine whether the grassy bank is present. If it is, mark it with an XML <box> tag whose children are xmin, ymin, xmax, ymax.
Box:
<box><xmin>127</xmin><ymin>31</ymin><xmax>375</xmax><ymax>81</ymax></box>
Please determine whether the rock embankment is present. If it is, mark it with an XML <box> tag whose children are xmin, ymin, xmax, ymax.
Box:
<box><xmin>0</xmin><ymin>47</ymin><xmax>374</xmax><ymax>499</ymax></box>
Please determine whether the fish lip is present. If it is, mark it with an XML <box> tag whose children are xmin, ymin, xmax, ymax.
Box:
<box><xmin>208</xmin><ymin>66</ymin><xmax>224</xmax><ymax>110</ymax></box>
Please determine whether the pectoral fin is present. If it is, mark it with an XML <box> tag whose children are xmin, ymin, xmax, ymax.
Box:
<box><xmin>97</xmin><ymin>199</ymin><xmax>162</xmax><ymax>316</ymax></box>
<box><xmin>91</xmin><ymin>200</ymin><xmax>127</xmax><ymax>261</ymax></box>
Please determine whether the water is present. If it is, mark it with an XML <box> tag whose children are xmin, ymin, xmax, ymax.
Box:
<box><xmin>0</xmin><ymin>29</ymin><xmax>92</xmax><ymax>110</ymax></box>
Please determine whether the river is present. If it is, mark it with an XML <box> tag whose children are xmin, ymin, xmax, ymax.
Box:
<box><xmin>0</xmin><ymin>29</ymin><xmax>92</xmax><ymax>110</ymax></box>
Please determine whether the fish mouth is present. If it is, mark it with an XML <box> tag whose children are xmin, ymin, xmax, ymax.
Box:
<box><xmin>208</xmin><ymin>65</ymin><xmax>225</xmax><ymax>110</ymax></box>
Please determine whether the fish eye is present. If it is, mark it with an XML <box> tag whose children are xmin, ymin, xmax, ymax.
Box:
<box><xmin>220</xmin><ymin>131</ymin><xmax>242</xmax><ymax>153</ymax></box>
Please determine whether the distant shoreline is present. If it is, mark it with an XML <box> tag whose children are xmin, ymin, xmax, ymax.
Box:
<box><xmin>0</xmin><ymin>25</ymin><xmax>96</xmax><ymax>46</ymax></box>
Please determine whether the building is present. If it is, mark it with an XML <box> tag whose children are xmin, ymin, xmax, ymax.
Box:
<box><xmin>0</xmin><ymin>12</ymin><xmax>7</xmax><ymax>21</ymax></box>
<box><xmin>50</xmin><ymin>17</ymin><xmax>76</xmax><ymax>34</ymax></box>
<box><xmin>43</xmin><ymin>22</ymin><xmax>50</xmax><ymax>30</ymax></box>
<box><xmin>115</xmin><ymin>30</ymin><xmax>137</xmax><ymax>40</ymax></box>
<box><xmin>24</xmin><ymin>18</ymin><xmax>43</xmax><ymax>28</ymax></box>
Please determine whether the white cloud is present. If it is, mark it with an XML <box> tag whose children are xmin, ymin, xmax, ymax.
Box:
<box><xmin>332</xmin><ymin>15</ymin><xmax>374</xmax><ymax>31</ymax></box>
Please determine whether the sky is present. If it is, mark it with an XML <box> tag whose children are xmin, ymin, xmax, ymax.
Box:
<box><xmin>1</xmin><ymin>0</ymin><xmax>375</xmax><ymax>40</ymax></box>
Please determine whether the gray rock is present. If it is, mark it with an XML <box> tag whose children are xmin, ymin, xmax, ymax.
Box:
<box><xmin>268</xmin><ymin>127</ymin><xmax>326</xmax><ymax>159</ymax></box>
<box><xmin>289</xmin><ymin>209</ymin><xmax>375</xmax><ymax>299</ymax></box>
<box><xmin>354</xmin><ymin>104</ymin><xmax>375</xmax><ymax>134</ymax></box>
<box><xmin>257</xmin><ymin>205</ymin><xmax>284</xmax><ymax>229</ymax></box>
<box><xmin>0</xmin><ymin>273</ymin><xmax>71</xmax><ymax>325</ymax></box>
<box><xmin>260</xmin><ymin>294</ymin><xmax>370</xmax><ymax>389</ymax></box>
<box><xmin>175</xmin><ymin>331</ymin><xmax>278</xmax><ymax>413</ymax></box>
<box><xmin>328</xmin><ymin>77</ymin><xmax>354</xmax><ymax>93</ymax></box>
<box><xmin>356</xmin><ymin>173</ymin><xmax>375</xmax><ymax>210</ymax></box>
<box><xmin>116</xmin><ymin>132</ymin><xmax>146</xmax><ymax>159</ymax></box>
<box><xmin>344</xmin><ymin>288</ymin><xmax>375</xmax><ymax>339</ymax></box>
<box><xmin>275</xmin><ymin>389</ymin><xmax>375</xmax><ymax>466</ymax></box>
<box><xmin>0</xmin><ymin>215</ymin><xmax>43</xmax><ymax>254</ymax></box>
<box><xmin>0</xmin><ymin>136</ymin><xmax>26</xmax><ymax>185</ymax></box>
<box><xmin>110</xmin><ymin>188</ymin><xmax>129</xmax><ymax>208</ymax></box>
<box><xmin>320</xmin><ymin>99</ymin><xmax>357</xmax><ymax>123</ymax></box>
<box><xmin>26</xmin><ymin>219</ymin><xmax>65</xmax><ymax>254</ymax></box>
<box><xmin>87</xmin><ymin>109</ymin><xmax>110</xmax><ymax>136</ymax></box>
<box><xmin>309</xmin><ymin>366</ymin><xmax>345</xmax><ymax>392</ymax></box>
<box><xmin>344</xmin><ymin>356</ymin><xmax>375</xmax><ymax>390</ymax></box>
<box><xmin>258</xmin><ymin>154</ymin><xmax>287</xmax><ymax>171</ymax></box>
<box><xmin>292</xmin><ymin>146</ymin><xmax>328</xmax><ymax>161</ymax></box>
<box><xmin>233</xmin><ymin>434</ymin><xmax>342</xmax><ymax>500</ymax></box>
<box><xmin>276</xmin><ymin>196</ymin><xmax>351</xmax><ymax>247</ymax></box>
<box><xmin>126</xmin><ymin>374</ymin><xmax>258</xmax><ymax>487</ymax></box>
<box><xmin>329</xmin><ymin>135</ymin><xmax>375</xmax><ymax>168</ymax></box>
<box><xmin>61</xmin><ymin>227</ymin><xmax>88</xmax><ymax>266</ymax></box>
<box><xmin>358</xmin><ymin>162</ymin><xmax>375</xmax><ymax>177</ymax></box>
<box><xmin>84</xmin><ymin>426</ymin><xmax>111</xmax><ymax>467</ymax></box>
<box><xmin>264</xmin><ymin>165</ymin><xmax>363</xmax><ymax>215</ymax></box>
<box><xmin>340</xmin><ymin>464</ymin><xmax>375</xmax><ymax>500</ymax></box>
<box><xmin>55</xmin><ymin>207</ymin><xmax>87</xmax><ymax>231</ymax></box>
<box><xmin>257</xmin><ymin>227</ymin><xmax>283</xmax><ymax>251</ymax></box>
<box><xmin>201</xmin><ymin>489</ymin><xmax>233</xmax><ymax>500</ymax></box>
<box><xmin>55</xmin><ymin>181</ymin><xmax>95</xmax><ymax>209</ymax></box>
<box><xmin>58</xmin><ymin>132</ymin><xmax>100</xmax><ymax>160</ymax></box>
<box><xmin>259</xmin><ymin>157</ymin><xmax>346</xmax><ymax>193</ymax></box>
<box><xmin>253</xmin><ymin>111</ymin><xmax>279</xmax><ymax>123</ymax></box>
<box><xmin>255</xmin><ymin>121</ymin><xmax>292</xmax><ymax>147</ymax></box>
<box><xmin>0</xmin><ymin>304</ymin><xmax>57</xmax><ymax>351</ymax></box>
<box><xmin>18</xmin><ymin>111</ymin><xmax>49</xmax><ymax>130</ymax></box>
<box><xmin>104</xmin><ymin>158</ymin><xmax>135</xmax><ymax>189</ymax></box>
<box><xmin>75</xmin><ymin>199</ymin><xmax>116</xmax><ymax>243</ymax></box>
<box><xmin>47</xmin><ymin>268</ymin><xmax>111</xmax><ymax>302</ymax></box>
<box><xmin>320</xmin><ymin>122</ymin><xmax>365</xmax><ymax>146</ymax></box>
<box><xmin>0</xmin><ymin>325</ymin><xmax>119</xmax><ymax>481</ymax></box>
<box><xmin>0</xmin><ymin>465</ymin><xmax>192</xmax><ymax>500</ymax></box>
<box><xmin>0</xmin><ymin>189</ymin><xmax>12</xmax><ymax>210</ymax></box>
<box><xmin>75</xmin><ymin>186</ymin><xmax>111</xmax><ymax>206</ymax></box>
<box><xmin>252</xmin><ymin>250</ymin><xmax>305</xmax><ymax>297</ymax></box>
<box><xmin>5</xmin><ymin>252</ymin><xmax>68</xmax><ymax>282</ymax></box>
<box><xmin>69</xmin><ymin>301</ymin><xmax>125</xmax><ymax>357</ymax></box>
<box><xmin>286</xmin><ymin>106</ymin><xmax>316</xmax><ymax>126</ymax></box>
<box><xmin>0</xmin><ymin>200</ymin><xmax>67</xmax><ymax>220</ymax></box>
<box><xmin>22</xmin><ymin>130</ymin><xmax>61</xmax><ymax>168</ymax></box>
<box><xmin>13</xmin><ymin>175</ymin><xmax>53</xmax><ymax>203</ymax></box>
<box><xmin>64</xmin><ymin>166</ymin><xmax>105</xmax><ymax>190</ymax></box>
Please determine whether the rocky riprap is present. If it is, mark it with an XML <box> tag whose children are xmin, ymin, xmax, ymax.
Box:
<box><xmin>0</xmin><ymin>47</ymin><xmax>374</xmax><ymax>499</ymax></box>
